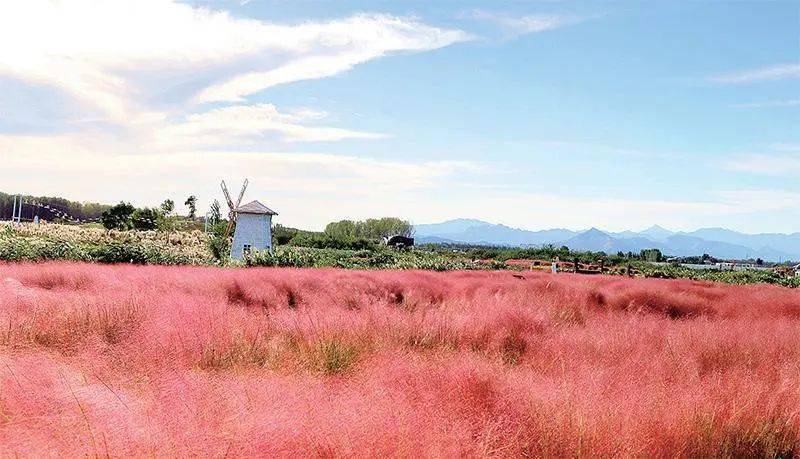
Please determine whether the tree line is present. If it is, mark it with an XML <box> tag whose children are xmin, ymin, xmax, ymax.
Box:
<box><xmin>270</xmin><ymin>218</ymin><xmax>414</xmax><ymax>251</ymax></box>
<box><xmin>324</xmin><ymin>218</ymin><xmax>414</xmax><ymax>240</ymax></box>
<box><xmin>100</xmin><ymin>197</ymin><xmax>201</xmax><ymax>230</ymax></box>
<box><xmin>0</xmin><ymin>191</ymin><xmax>110</xmax><ymax>222</ymax></box>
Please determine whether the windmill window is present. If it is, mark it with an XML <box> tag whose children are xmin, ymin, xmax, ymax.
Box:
<box><xmin>243</xmin><ymin>244</ymin><xmax>252</xmax><ymax>255</ymax></box>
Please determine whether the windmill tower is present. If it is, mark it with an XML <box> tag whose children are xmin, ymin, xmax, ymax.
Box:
<box><xmin>221</xmin><ymin>179</ymin><xmax>278</xmax><ymax>260</ymax></box>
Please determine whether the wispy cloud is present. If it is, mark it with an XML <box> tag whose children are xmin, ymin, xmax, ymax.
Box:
<box><xmin>712</xmin><ymin>189</ymin><xmax>800</xmax><ymax>213</ymax></box>
<box><xmin>732</xmin><ymin>99</ymin><xmax>800</xmax><ymax>109</ymax></box>
<box><xmin>529</xmin><ymin>140</ymin><xmax>690</xmax><ymax>161</ymax></box>
<box><xmin>0</xmin><ymin>136</ymin><xmax>479</xmax><ymax>192</ymax></box>
<box><xmin>0</xmin><ymin>132</ymin><xmax>487</xmax><ymax>228</ymax></box>
<box><xmin>0</xmin><ymin>0</ymin><xmax>477</xmax><ymax>226</ymax></box>
<box><xmin>154</xmin><ymin>104</ymin><xmax>387</xmax><ymax>148</ymax></box>
<box><xmin>195</xmin><ymin>15</ymin><xmax>471</xmax><ymax>103</ymax></box>
<box><xmin>723</xmin><ymin>141</ymin><xmax>800</xmax><ymax>176</ymax></box>
<box><xmin>0</xmin><ymin>1</ymin><xmax>471</xmax><ymax>120</ymax></box>
<box><xmin>726</xmin><ymin>150</ymin><xmax>800</xmax><ymax>176</ymax></box>
<box><xmin>709</xmin><ymin>63</ymin><xmax>800</xmax><ymax>84</ymax></box>
<box><xmin>470</xmin><ymin>10</ymin><xmax>588</xmax><ymax>38</ymax></box>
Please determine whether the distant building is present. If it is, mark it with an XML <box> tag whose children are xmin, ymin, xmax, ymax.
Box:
<box><xmin>230</xmin><ymin>200</ymin><xmax>278</xmax><ymax>260</ymax></box>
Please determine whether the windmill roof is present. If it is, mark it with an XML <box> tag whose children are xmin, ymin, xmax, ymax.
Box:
<box><xmin>235</xmin><ymin>200</ymin><xmax>278</xmax><ymax>215</ymax></box>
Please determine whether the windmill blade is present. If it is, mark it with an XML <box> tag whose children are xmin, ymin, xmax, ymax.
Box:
<box><xmin>224</xmin><ymin>219</ymin><xmax>235</xmax><ymax>239</ymax></box>
<box><xmin>235</xmin><ymin>178</ymin><xmax>249</xmax><ymax>208</ymax></box>
<box><xmin>220</xmin><ymin>180</ymin><xmax>235</xmax><ymax>210</ymax></box>
<box><xmin>221</xmin><ymin>180</ymin><xmax>235</xmax><ymax>210</ymax></box>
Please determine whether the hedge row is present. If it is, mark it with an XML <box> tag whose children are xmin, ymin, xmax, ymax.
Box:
<box><xmin>243</xmin><ymin>246</ymin><xmax>507</xmax><ymax>271</ymax></box>
<box><xmin>0</xmin><ymin>236</ymin><xmax>198</xmax><ymax>265</ymax></box>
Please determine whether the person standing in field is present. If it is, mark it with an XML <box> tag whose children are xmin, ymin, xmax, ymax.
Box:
<box><xmin>552</xmin><ymin>256</ymin><xmax>559</xmax><ymax>274</ymax></box>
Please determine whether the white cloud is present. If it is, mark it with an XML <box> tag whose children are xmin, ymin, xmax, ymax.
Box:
<box><xmin>471</xmin><ymin>10</ymin><xmax>588</xmax><ymax>37</ymax></box>
<box><xmin>153</xmin><ymin>104</ymin><xmax>387</xmax><ymax>147</ymax></box>
<box><xmin>709</xmin><ymin>63</ymin><xmax>800</xmax><ymax>84</ymax></box>
<box><xmin>0</xmin><ymin>2</ymin><xmax>475</xmax><ymax>228</ymax></box>
<box><xmin>726</xmin><ymin>153</ymin><xmax>800</xmax><ymax>176</ymax></box>
<box><xmin>723</xmin><ymin>143</ymin><xmax>800</xmax><ymax>176</ymax></box>
<box><xmin>712</xmin><ymin>190</ymin><xmax>800</xmax><ymax>213</ymax></box>
<box><xmin>3</xmin><ymin>132</ymin><xmax>797</xmax><ymax>232</ymax></box>
<box><xmin>0</xmin><ymin>133</ymin><xmax>486</xmax><ymax>228</ymax></box>
<box><xmin>195</xmin><ymin>15</ymin><xmax>471</xmax><ymax>103</ymax></box>
<box><xmin>0</xmin><ymin>134</ymin><xmax>474</xmax><ymax>186</ymax></box>
<box><xmin>0</xmin><ymin>1</ymin><xmax>470</xmax><ymax>120</ymax></box>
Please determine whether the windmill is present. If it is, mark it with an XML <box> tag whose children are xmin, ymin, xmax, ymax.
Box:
<box><xmin>220</xmin><ymin>178</ymin><xmax>248</xmax><ymax>238</ymax></box>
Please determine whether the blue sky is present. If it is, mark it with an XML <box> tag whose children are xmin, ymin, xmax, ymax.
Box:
<box><xmin>0</xmin><ymin>0</ymin><xmax>798</xmax><ymax>232</ymax></box>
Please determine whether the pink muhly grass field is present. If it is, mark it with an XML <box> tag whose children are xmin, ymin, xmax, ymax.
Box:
<box><xmin>0</xmin><ymin>262</ymin><xmax>799</xmax><ymax>456</ymax></box>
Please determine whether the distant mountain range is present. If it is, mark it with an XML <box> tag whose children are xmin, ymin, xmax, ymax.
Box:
<box><xmin>414</xmin><ymin>219</ymin><xmax>800</xmax><ymax>262</ymax></box>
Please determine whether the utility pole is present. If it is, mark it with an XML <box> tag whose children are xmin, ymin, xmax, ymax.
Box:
<box><xmin>11</xmin><ymin>195</ymin><xmax>22</xmax><ymax>223</ymax></box>
<box><xmin>17</xmin><ymin>195</ymin><xmax>23</xmax><ymax>222</ymax></box>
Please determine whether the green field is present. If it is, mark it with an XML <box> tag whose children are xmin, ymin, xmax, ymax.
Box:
<box><xmin>2</xmin><ymin>222</ymin><xmax>797</xmax><ymax>287</ymax></box>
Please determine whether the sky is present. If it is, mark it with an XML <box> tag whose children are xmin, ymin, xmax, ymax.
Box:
<box><xmin>0</xmin><ymin>0</ymin><xmax>798</xmax><ymax>233</ymax></box>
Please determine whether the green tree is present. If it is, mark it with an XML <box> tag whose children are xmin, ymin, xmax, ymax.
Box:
<box><xmin>160</xmin><ymin>199</ymin><xmax>174</xmax><ymax>216</ymax></box>
<box><xmin>325</xmin><ymin>220</ymin><xmax>358</xmax><ymax>239</ymax></box>
<box><xmin>273</xmin><ymin>224</ymin><xmax>299</xmax><ymax>245</ymax></box>
<box><xmin>209</xmin><ymin>199</ymin><xmax>221</xmax><ymax>223</ymax></box>
<box><xmin>207</xmin><ymin>220</ymin><xmax>231</xmax><ymax>260</ymax></box>
<box><xmin>132</xmin><ymin>207</ymin><xmax>161</xmax><ymax>231</ymax></box>
<box><xmin>359</xmin><ymin>217</ymin><xmax>414</xmax><ymax>239</ymax></box>
<box><xmin>640</xmin><ymin>248</ymin><xmax>663</xmax><ymax>263</ymax></box>
<box><xmin>184</xmin><ymin>195</ymin><xmax>197</xmax><ymax>219</ymax></box>
<box><xmin>0</xmin><ymin>192</ymin><xmax>111</xmax><ymax>223</ymax></box>
<box><xmin>100</xmin><ymin>202</ymin><xmax>135</xmax><ymax>230</ymax></box>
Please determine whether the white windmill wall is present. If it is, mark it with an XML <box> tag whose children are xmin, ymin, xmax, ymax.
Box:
<box><xmin>230</xmin><ymin>214</ymin><xmax>273</xmax><ymax>260</ymax></box>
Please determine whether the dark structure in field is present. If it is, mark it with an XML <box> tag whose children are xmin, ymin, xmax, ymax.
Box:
<box><xmin>385</xmin><ymin>235</ymin><xmax>414</xmax><ymax>249</ymax></box>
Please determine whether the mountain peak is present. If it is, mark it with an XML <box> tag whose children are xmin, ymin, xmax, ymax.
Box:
<box><xmin>584</xmin><ymin>227</ymin><xmax>608</xmax><ymax>235</ymax></box>
<box><xmin>450</xmin><ymin>218</ymin><xmax>488</xmax><ymax>223</ymax></box>
<box><xmin>441</xmin><ymin>218</ymin><xmax>489</xmax><ymax>226</ymax></box>
<box><xmin>640</xmin><ymin>224</ymin><xmax>675</xmax><ymax>239</ymax></box>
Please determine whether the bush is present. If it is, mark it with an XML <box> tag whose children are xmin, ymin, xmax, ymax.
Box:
<box><xmin>86</xmin><ymin>242</ymin><xmax>192</xmax><ymax>265</ymax></box>
<box><xmin>101</xmin><ymin>202</ymin><xmax>135</xmax><ymax>230</ymax></box>
<box><xmin>272</xmin><ymin>224</ymin><xmax>298</xmax><ymax>245</ymax></box>
<box><xmin>206</xmin><ymin>221</ymin><xmax>230</xmax><ymax>261</ymax></box>
<box><xmin>132</xmin><ymin>207</ymin><xmax>162</xmax><ymax>231</ymax></box>
<box><xmin>634</xmin><ymin>262</ymin><xmax>796</xmax><ymax>287</ymax></box>
<box><xmin>0</xmin><ymin>223</ymin><xmax>209</xmax><ymax>265</ymax></box>
<box><xmin>245</xmin><ymin>246</ymin><xmax>507</xmax><ymax>271</ymax></box>
<box><xmin>288</xmin><ymin>232</ymin><xmax>377</xmax><ymax>251</ymax></box>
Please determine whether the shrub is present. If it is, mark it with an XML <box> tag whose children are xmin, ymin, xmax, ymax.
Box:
<box><xmin>0</xmin><ymin>223</ymin><xmax>210</xmax><ymax>264</ymax></box>
<box><xmin>131</xmin><ymin>207</ymin><xmax>162</xmax><ymax>231</ymax></box>
<box><xmin>288</xmin><ymin>232</ymin><xmax>377</xmax><ymax>250</ymax></box>
<box><xmin>101</xmin><ymin>202</ymin><xmax>135</xmax><ymax>230</ymax></box>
